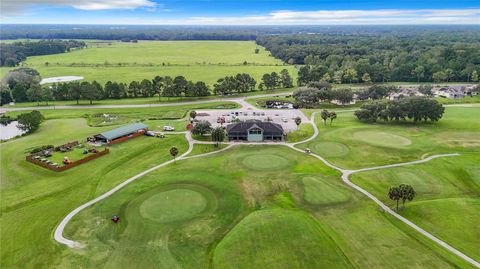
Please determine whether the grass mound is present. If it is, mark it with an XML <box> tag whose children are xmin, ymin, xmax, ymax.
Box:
<box><xmin>241</xmin><ymin>154</ymin><xmax>289</xmax><ymax>170</ymax></box>
<box><xmin>213</xmin><ymin>209</ymin><xmax>351</xmax><ymax>269</ymax></box>
<box><xmin>139</xmin><ymin>189</ymin><xmax>208</xmax><ymax>223</ymax></box>
<box><xmin>353</xmin><ymin>130</ymin><xmax>412</xmax><ymax>148</ymax></box>
<box><xmin>302</xmin><ymin>177</ymin><xmax>351</xmax><ymax>205</ymax></box>
<box><xmin>310</xmin><ymin>141</ymin><xmax>349</xmax><ymax>157</ymax></box>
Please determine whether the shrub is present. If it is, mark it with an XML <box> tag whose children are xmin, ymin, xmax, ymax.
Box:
<box><xmin>30</xmin><ymin>145</ymin><xmax>54</xmax><ymax>154</ymax></box>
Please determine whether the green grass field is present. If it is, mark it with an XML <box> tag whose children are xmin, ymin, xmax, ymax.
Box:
<box><xmin>350</xmin><ymin>152</ymin><xmax>480</xmax><ymax>261</ymax></box>
<box><xmin>0</xmin><ymin>41</ymin><xmax>297</xmax><ymax>86</ymax></box>
<box><xmin>297</xmin><ymin>106</ymin><xmax>480</xmax><ymax>169</ymax></box>
<box><xmin>1</xmin><ymin>102</ymin><xmax>478</xmax><ymax>268</ymax></box>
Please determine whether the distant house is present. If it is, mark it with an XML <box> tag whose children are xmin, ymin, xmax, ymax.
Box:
<box><xmin>388</xmin><ymin>88</ymin><xmax>424</xmax><ymax>101</ymax></box>
<box><xmin>330</xmin><ymin>99</ymin><xmax>356</xmax><ymax>105</ymax></box>
<box><xmin>226</xmin><ymin>120</ymin><xmax>284</xmax><ymax>142</ymax></box>
<box><xmin>432</xmin><ymin>86</ymin><xmax>465</xmax><ymax>99</ymax></box>
<box><xmin>93</xmin><ymin>123</ymin><xmax>148</xmax><ymax>144</ymax></box>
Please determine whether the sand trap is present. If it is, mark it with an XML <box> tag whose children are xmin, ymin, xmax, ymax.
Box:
<box><xmin>353</xmin><ymin>131</ymin><xmax>412</xmax><ymax>148</ymax></box>
<box><xmin>40</xmin><ymin>76</ymin><xmax>84</xmax><ymax>84</ymax></box>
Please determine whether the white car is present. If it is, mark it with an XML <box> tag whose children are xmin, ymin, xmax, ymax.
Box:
<box><xmin>281</xmin><ymin>117</ymin><xmax>288</xmax><ymax>123</ymax></box>
<box><xmin>163</xmin><ymin>126</ymin><xmax>175</xmax><ymax>131</ymax></box>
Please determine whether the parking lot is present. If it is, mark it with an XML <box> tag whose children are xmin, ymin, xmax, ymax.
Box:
<box><xmin>195</xmin><ymin>108</ymin><xmax>308</xmax><ymax>133</ymax></box>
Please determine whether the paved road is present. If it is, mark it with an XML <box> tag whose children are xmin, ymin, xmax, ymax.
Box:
<box><xmin>0</xmin><ymin>92</ymin><xmax>291</xmax><ymax>113</ymax></box>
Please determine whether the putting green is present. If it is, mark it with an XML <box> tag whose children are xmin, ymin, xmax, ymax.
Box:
<box><xmin>139</xmin><ymin>189</ymin><xmax>207</xmax><ymax>223</ymax></box>
<box><xmin>353</xmin><ymin>130</ymin><xmax>412</xmax><ymax>148</ymax></box>
<box><xmin>310</xmin><ymin>141</ymin><xmax>349</xmax><ymax>157</ymax></box>
<box><xmin>241</xmin><ymin>154</ymin><xmax>289</xmax><ymax>170</ymax></box>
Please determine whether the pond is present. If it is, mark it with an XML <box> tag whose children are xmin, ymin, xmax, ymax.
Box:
<box><xmin>0</xmin><ymin>121</ymin><xmax>26</xmax><ymax>140</ymax></box>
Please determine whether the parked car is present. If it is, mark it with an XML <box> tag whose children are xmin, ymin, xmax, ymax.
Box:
<box><xmin>145</xmin><ymin>131</ymin><xmax>156</xmax><ymax>137</ymax></box>
<box><xmin>163</xmin><ymin>126</ymin><xmax>175</xmax><ymax>131</ymax></box>
<box><xmin>281</xmin><ymin>117</ymin><xmax>288</xmax><ymax>122</ymax></box>
<box><xmin>217</xmin><ymin>117</ymin><xmax>226</xmax><ymax>124</ymax></box>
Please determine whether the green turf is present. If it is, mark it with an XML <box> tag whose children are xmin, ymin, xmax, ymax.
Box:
<box><xmin>297</xmin><ymin>107</ymin><xmax>480</xmax><ymax>169</ymax></box>
<box><xmin>139</xmin><ymin>186</ymin><xmax>214</xmax><ymax>223</ymax></box>
<box><xmin>0</xmin><ymin>118</ymin><xmax>189</xmax><ymax>268</ymax></box>
<box><xmin>241</xmin><ymin>153</ymin><xmax>290</xmax><ymax>170</ymax></box>
<box><xmin>186</xmin><ymin>144</ymin><xmax>228</xmax><ymax>157</ymax></box>
<box><xmin>52</xmin><ymin>146</ymin><xmax>473</xmax><ymax>268</ymax></box>
<box><xmin>0</xmin><ymin>41</ymin><xmax>296</xmax><ymax>86</ymax></box>
<box><xmin>352</xmin><ymin>130</ymin><xmax>412</xmax><ymax>148</ymax></box>
<box><xmin>302</xmin><ymin>176</ymin><xmax>351</xmax><ymax>205</ymax></box>
<box><xmin>213</xmin><ymin>208</ymin><xmax>352</xmax><ymax>269</ymax></box>
<box><xmin>310</xmin><ymin>141</ymin><xmax>350</xmax><ymax>157</ymax></box>
<box><xmin>350</xmin><ymin>152</ymin><xmax>480</xmax><ymax>261</ymax></box>
<box><xmin>1</xmin><ymin>104</ymin><xmax>478</xmax><ymax>268</ymax></box>
<box><xmin>286</xmin><ymin>123</ymin><xmax>314</xmax><ymax>143</ymax></box>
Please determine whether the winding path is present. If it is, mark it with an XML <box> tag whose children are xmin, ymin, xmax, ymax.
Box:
<box><xmin>53</xmin><ymin>107</ymin><xmax>480</xmax><ymax>268</ymax></box>
<box><xmin>287</xmin><ymin>112</ymin><xmax>479</xmax><ymax>268</ymax></box>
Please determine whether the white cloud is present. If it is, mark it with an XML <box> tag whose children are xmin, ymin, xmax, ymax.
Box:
<box><xmin>72</xmin><ymin>0</ymin><xmax>155</xmax><ymax>10</ymax></box>
<box><xmin>1</xmin><ymin>0</ymin><xmax>156</xmax><ymax>15</ymax></box>
<box><xmin>180</xmin><ymin>9</ymin><xmax>480</xmax><ymax>25</ymax></box>
<box><xmin>2</xmin><ymin>6</ymin><xmax>480</xmax><ymax>25</ymax></box>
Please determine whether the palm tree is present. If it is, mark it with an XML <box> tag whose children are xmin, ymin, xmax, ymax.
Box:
<box><xmin>170</xmin><ymin>146</ymin><xmax>179</xmax><ymax>162</ymax></box>
<box><xmin>388</xmin><ymin>186</ymin><xmax>401</xmax><ymax>211</ymax></box>
<box><xmin>189</xmin><ymin>110</ymin><xmax>197</xmax><ymax>120</ymax></box>
<box><xmin>320</xmin><ymin>109</ymin><xmax>329</xmax><ymax>125</ymax></box>
<box><xmin>211</xmin><ymin>127</ymin><xmax>225</xmax><ymax>147</ymax></box>
<box><xmin>329</xmin><ymin>111</ymin><xmax>337</xmax><ymax>126</ymax></box>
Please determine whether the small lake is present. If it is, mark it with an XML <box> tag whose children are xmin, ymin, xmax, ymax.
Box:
<box><xmin>0</xmin><ymin>121</ymin><xmax>26</xmax><ymax>140</ymax></box>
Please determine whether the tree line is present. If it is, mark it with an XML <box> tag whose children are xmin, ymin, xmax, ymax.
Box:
<box><xmin>292</xmin><ymin>82</ymin><xmax>354</xmax><ymax>108</ymax></box>
<box><xmin>258</xmin><ymin>32</ymin><xmax>480</xmax><ymax>84</ymax></box>
<box><xmin>214</xmin><ymin>69</ymin><xmax>293</xmax><ymax>95</ymax></box>
<box><xmin>0</xmin><ymin>68</ymin><xmax>293</xmax><ymax>105</ymax></box>
<box><xmin>354</xmin><ymin>97</ymin><xmax>445</xmax><ymax>123</ymax></box>
<box><xmin>0</xmin><ymin>40</ymin><xmax>86</xmax><ymax>67</ymax></box>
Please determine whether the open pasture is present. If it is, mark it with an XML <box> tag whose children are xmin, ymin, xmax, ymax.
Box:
<box><xmin>1</xmin><ymin>41</ymin><xmax>296</xmax><ymax>85</ymax></box>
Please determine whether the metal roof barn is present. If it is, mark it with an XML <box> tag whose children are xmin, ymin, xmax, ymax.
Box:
<box><xmin>94</xmin><ymin>123</ymin><xmax>148</xmax><ymax>142</ymax></box>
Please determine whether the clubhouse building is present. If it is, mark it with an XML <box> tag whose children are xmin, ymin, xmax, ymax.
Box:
<box><xmin>226</xmin><ymin>120</ymin><xmax>284</xmax><ymax>142</ymax></box>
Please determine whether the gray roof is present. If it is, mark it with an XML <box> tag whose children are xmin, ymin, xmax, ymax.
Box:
<box><xmin>95</xmin><ymin>123</ymin><xmax>148</xmax><ymax>140</ymax></box>
<box><xmin>226</xmin><ymin>120</ymin><xmax>284</xmax><ymax>135</ymax></box>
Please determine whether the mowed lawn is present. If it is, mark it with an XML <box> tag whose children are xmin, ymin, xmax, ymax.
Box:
<box><xmin>297</xmin><ymin>106</ymin><xmax>480</xmax><ymax>169</ymax></box>
<box><xmin>0</xmin><ymin>120</ymin><xmax>189</xmax><ymax>268</ymax></box>
<box><xmin>0</xmin><ymin>40</ymin><xmax>296</xmax><ymax>85</ymax></box>
<box><xmin>350</xmin><ymin>153</ymin><xmax>480</xmax><ymax>261</ymax></box>
<box><xmin>295</xmin><ymin>106</ymin><xmax>480</xmax><ymax>263</ymax></box>
<box><xmin>1</xmin><ymin>105</ymin><xmax>478</xmax><ymax>268</ymax></box>
<box><xmin>58</xmin><ymin>146</ymin><xmax>470</xmax><ymax>268</ymax></box>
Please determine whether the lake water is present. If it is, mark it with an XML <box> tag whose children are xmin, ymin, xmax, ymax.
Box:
<box><xmin>0</xmin><ymin>121</ymin><xmax>26</xmax><ymax>140</ymax></box>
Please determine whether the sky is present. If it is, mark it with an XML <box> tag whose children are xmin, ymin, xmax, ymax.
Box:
<box><xmin>1</xmin><ymin>0</ymin><xmax>480</xmax><ymax>25</ymax></box>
